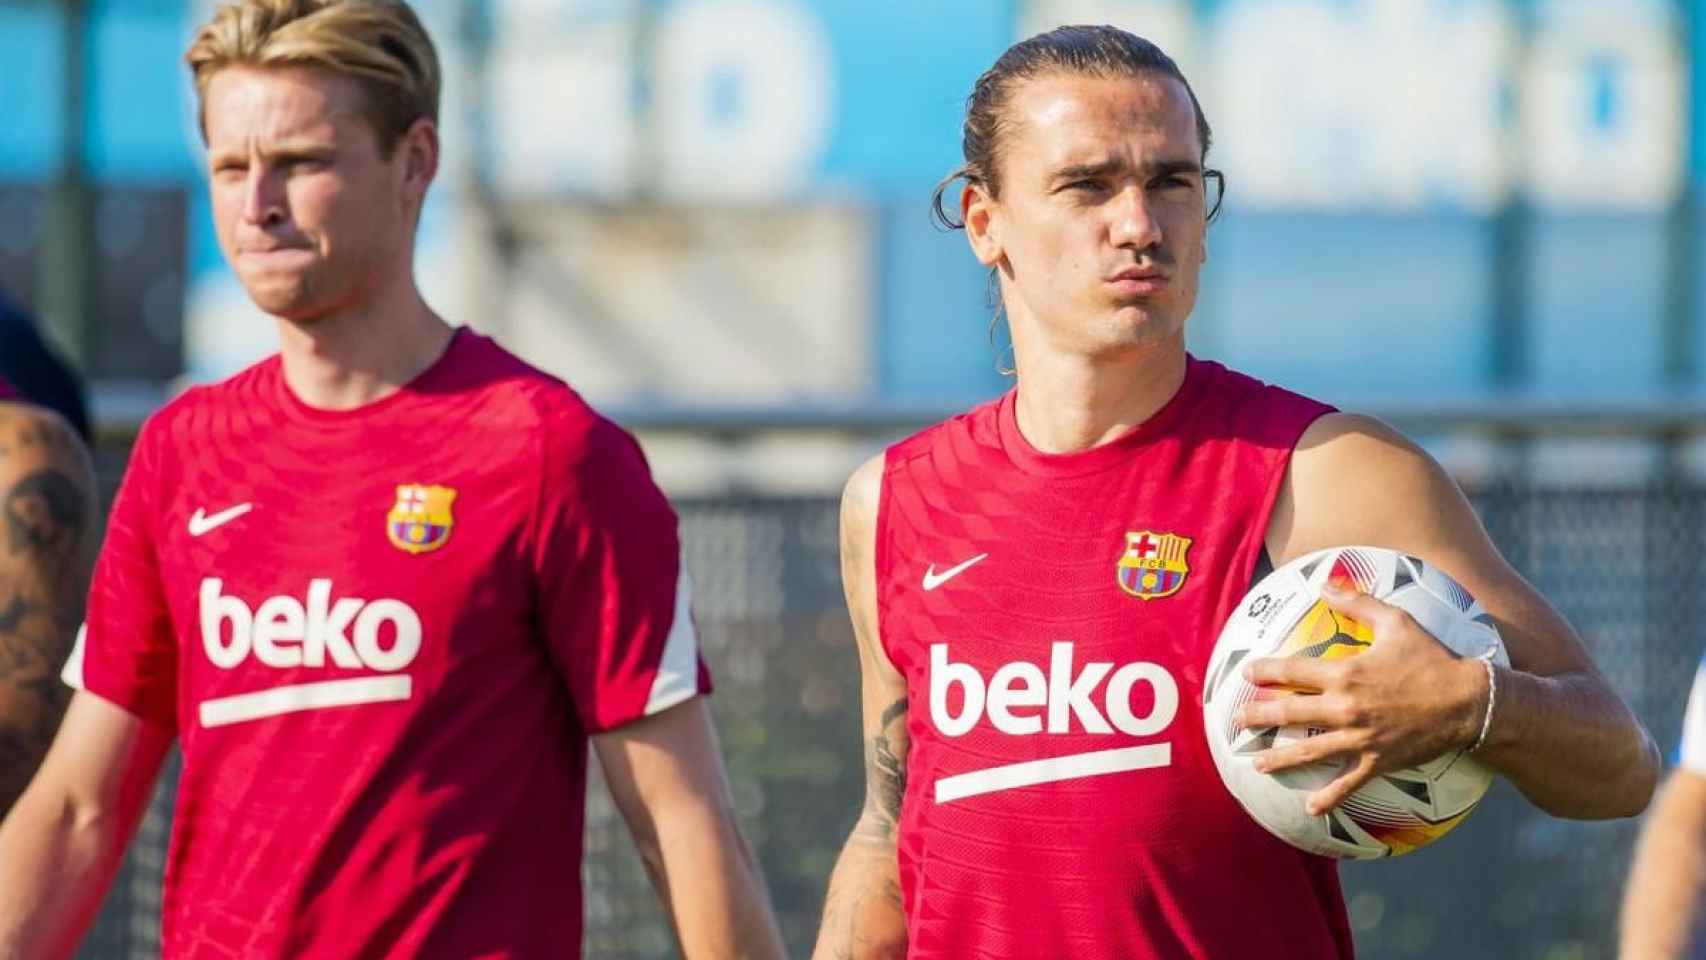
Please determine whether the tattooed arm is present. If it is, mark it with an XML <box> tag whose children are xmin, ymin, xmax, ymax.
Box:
<box><xmin>0</xmin><ymin>409</ymin><xmax>172</xmax><ymax>958</ymax></box>
<box><xmin>0</xmin><ymin>402</ymin><xmax>96</xmax><ymax>818</ymax></box>
<box><xmin>813</xmin><ymin>454</ymin><xmax>909</xmax><ymax>960</ymax></box>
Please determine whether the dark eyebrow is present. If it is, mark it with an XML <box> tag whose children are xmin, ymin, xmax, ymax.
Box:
<box><xmin>1147</xmin><ymin>159</ymin><xmax>1203</xmax><ymax>179</ymax></box>
<box><xmin>1051</xmin><ymin>159</ymin><xmax>1124</xmax><ymax>183</ymax></box>
<box><xmin>1050</xmin><ymin>158</ymin><xmax>1203</xmax><ymax>184</ymax></box>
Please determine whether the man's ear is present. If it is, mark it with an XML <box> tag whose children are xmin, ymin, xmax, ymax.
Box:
<box><xmin>398</xmin><ymin>117</ymin><xmax>440</xmax><ymax>202</ymax></box>
<box><xmin>964</xmin><ymin>182</ymin><xmax>1003</xmax><ymax>268</ymax></box>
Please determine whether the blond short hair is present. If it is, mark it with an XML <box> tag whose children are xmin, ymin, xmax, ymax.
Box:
<box><xmin>186</xmin><ymin>0</ymin><xmax>440</xmax><ymax>157</ymax></box>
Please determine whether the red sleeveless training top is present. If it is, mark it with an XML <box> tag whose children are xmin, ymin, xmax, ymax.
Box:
<box><xmin>876</xmin><ymin>356</ymin><xmax>1350</xmax><ymax>959</ymax></box>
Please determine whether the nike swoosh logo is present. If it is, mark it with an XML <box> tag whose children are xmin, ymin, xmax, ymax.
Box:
<box><xmin>189</xmin><ymin>503</ymin><xmax>253</xmax><ymax>537</ymax></box>
<box><xmin>923</xmin><ymin>553</ymin><xmax>989</xmax><ymax>591</ymax></box>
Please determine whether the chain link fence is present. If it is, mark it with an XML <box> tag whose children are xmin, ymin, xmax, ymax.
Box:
<box><xmin>72</xmin><ymin>478</ymin><xmax>1706</xmax><ymax>959</ymax></box>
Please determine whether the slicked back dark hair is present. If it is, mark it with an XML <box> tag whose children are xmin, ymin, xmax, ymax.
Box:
<box><xmin>931</xmin><ymin>24</ymin><xmax>1218</xmax><ymax>230</ymax></box>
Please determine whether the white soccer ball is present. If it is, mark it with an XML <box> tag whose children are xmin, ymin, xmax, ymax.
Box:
<box><xmin>1201</xmin><ymin>545</ymin><xmax>1508</xmax><ymax>859</ymax></box>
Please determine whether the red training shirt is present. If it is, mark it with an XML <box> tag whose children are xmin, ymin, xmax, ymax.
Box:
<box><xmin>69</xmin><ymin>329</ymin><xmax>710</xmax><ymax>958</ymax></box>
<box><xmin>877</xmin><ymin>356</ymin><xmax>1350</xmax><ymax>959</ymax></box>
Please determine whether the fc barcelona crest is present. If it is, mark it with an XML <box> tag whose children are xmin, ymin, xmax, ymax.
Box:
<box><xmin>387</xmin><ymin>484</ymin><xmax>457</xmax><ymax>555</ymax></box>
<box><xmin>1117</xmin><ymin>530</ymin><xmax>1193</xmax><ymax>600</ymax></box>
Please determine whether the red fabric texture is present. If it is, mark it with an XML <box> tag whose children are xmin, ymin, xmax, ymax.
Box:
<box><xmin>81</xmin><ymin>329</ymin><xmax>707</xmax><ymax>958</ymax></box>
<box><xmin>877</xmin><ymin>356</ymin><xmax>1351</xmax><ymax>959</ymax></box>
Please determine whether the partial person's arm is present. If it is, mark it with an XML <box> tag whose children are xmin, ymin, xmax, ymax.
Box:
<box><xmin>534</xmin><ymin>414</ymin><xmax>784</xmax><ymax>957</ymax></box>
<box><xmin>594</xmin><ymin>697</ymin><xmax>786</xmax><ymax>960</ymax></box>
<box><xmin>1620</xmin><ymin>768</ymin><xmax>1706</xmax><ymax>959</ymax></box>
<box><xmin>0</xmin><ymin>403</ymin><xmax>97</xmax><ymax>816</ymax></box>
<box><xmin>530</xmin><ymin>413</ymin><xmax>782</xmax><ymax>956</ymax></box>
<box><xmin>1245</xmin><ymin>413</ymin><xmax>1658</xmax><ymax>819</ymax></box>
<box><xmin>812</xmin><ymin>454</ymin><xmax>909</xmax><ymax>960</ymax></box>
<box><xmin>0</xmin><ymin>692</ymin><xmax>174</xmax><ymax>959</ymax></box>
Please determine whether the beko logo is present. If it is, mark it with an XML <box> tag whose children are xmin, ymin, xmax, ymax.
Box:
<box><xmin>195</xmin><ymin>578</ymin><xmax>421</xmax><ymax>728</ymax></box>
<box><xmin>200</xmin><ymin>578</ymin><xmax>422</xmax><ymax>671</ymax></box>
<box><xmin>927</xmin><ymin>642</ymin><xmax>1179</xmax><ymax>803</ymax></box>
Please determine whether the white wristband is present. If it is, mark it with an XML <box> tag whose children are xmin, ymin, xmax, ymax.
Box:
<box><xmin>1468</xmin><ymin>651</ymin><xmax>1498</xmax><ymax>753</ymax></box>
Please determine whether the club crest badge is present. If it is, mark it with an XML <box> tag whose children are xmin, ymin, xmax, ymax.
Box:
<box><xmin>387</xmin><ymin>484</ymin><xmax>456</xmax><ymax>555</ymax></box>
<box><xmin>1117</xmin><ymin>530</ymin><xmax>1192</xmax><ymax>600</ymax></box>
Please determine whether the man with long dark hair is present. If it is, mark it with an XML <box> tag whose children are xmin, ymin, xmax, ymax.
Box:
<box><xmin>815</xmin><ymin>24</ymin><xmax>1656</xmax><ymax>959</ymax></box>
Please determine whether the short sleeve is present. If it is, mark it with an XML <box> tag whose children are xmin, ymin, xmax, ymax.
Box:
<box><xmin>1680</xmin><ymin>659</ymin><xmax>1706</xmax><ymax>774</ymax></box>
<box><xmin>531</xmin><ymin>414</ymin><xmax>710</xmax><ymax>733</ymax></box>
<box><xmin>64</xmin><ymin>419</ymin><xmax>178</xmax><ymax>731</ymax></box>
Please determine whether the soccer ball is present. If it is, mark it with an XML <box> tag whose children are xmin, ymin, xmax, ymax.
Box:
<box><xmin>1201</xmin><ymin>546</ymin><xmax>1508</xmax><ymax>859</ymax></box>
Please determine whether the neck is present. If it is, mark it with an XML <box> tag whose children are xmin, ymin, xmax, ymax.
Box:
<box><xmin>1010</xmin><ymin>327</ymin><xmax>1188</xmax><ymax>455</ymax></box>
<box><xmin>275</xmin><ymin>282</ymin><xmax>453</xmax><ymax>411</ymax></box>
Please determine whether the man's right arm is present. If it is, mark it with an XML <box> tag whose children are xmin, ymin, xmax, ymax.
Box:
<box><xmin>1620</xmin><ymin>767</ymin><xmax>1706</xmax><ymax>958</ymax></box>
<box><xmin>0</xmin><ymin>691</ymin><xmax>172</xmax><ymax>959</ymax></box>
<box><xmin>812</xmin><ymin>454</ymin><xmax>909</xmax><ymax>960</ymax></box>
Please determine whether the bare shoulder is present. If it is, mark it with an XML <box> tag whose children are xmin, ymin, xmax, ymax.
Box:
<box><xmin>1268</xmin><ymin>412</ymin><xmax>1464</xmax><ymax>565</ymax></box>
<box><xmin>840</xmin><ymin>451</ymin><xmax>885</xmax><ymax>544</ymax></box>
<box><xmin>0</xmin><ymin>403</ymin><xmax>95</xmax><ymax>561</ymax></box>
<box><xmin>1292</xmin><ymin>412</ymin><xmax>1434</xmax><ymax>485</ymax></box>
<box><xmin>0</xmin><ymin>402</ymin><xmax>90</xmax><ymax>473</ymax></box>
<box><xmin>840</xmin><ymin>452</ymin><xmax>896</xmax><ymax>674</ymax></box>
<box><xmin>840</xmin><ymin>452</ymin><xmax>886</xmax><ymax>602</ymax></box>
<box><xmin>1272</xmin><ymin>412</ymin><xmax>1600</xmax><ymax>676</ymax></box>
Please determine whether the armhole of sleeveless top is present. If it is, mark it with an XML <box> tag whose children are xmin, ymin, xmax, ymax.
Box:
<box><xmin>1250</xmin><ymin>545</ymin><xmax>1275</xmax><ymax>590</ymax></box>
<box><xmin>871</xmin><ymin>452</ymin><xmax>901</xmax><ymax>673</ymax></box>
<box><xmin>1244</xmin><ymin>401</ymin><xmax>1334</xmax><ymax>594</ymax></box>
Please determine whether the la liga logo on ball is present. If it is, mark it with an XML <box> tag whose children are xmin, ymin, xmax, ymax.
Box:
<box><xmin>1201</xmin><ymin>546</ymin><xmax>1509</xmax><ymax>859</ymax></box>
<box><xmin>1116</xmin><ymin>530</ymin><xmax>1193</xmax><ymax>600</ymax></box>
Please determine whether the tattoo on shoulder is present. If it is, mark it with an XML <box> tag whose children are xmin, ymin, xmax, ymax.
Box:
<box><xmin>0</xmin><ymin>593</ymin><xmax>23</xmax><ymax>634</ymax></box>
<box><xmin>871</xmin><ymin>696</ymin><xmax>909</xmax><ymax>823</ymax></box>
<box><xmin>0</xmin><ymin>413</ymin><xmax>82</xmax><ymax>473</ymax></box>
<box><xmin>0</xmin><ymin>437</ymin><xmax>93</xmax><ymax>811</ymax></box>
<box><xmin>4</xmin><ymin>468</ymin><xmax>87</xmax><ymax>562</ymax></box>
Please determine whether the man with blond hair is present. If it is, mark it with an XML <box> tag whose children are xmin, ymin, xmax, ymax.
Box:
<box><xmin>0</xmin><ymin>2</ymin><xmax>784</xmax><ymax>957</ymax></box>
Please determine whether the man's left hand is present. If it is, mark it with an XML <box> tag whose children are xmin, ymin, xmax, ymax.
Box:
<box><xmin>1235</xmin><ymin>580</ymin><xmax>1490</xmax><ymax>815</ymax></box>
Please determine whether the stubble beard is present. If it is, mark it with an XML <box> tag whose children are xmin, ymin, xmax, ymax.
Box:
<box><xmin>1088</xmin><ymin>301</ymin><xmax>1185</xmax><ymax>357</ymax></box>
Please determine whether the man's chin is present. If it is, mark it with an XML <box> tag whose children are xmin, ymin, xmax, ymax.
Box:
<box><xmin>243</xmin><ymin>284</ymin><xmax>327</xmax><ymax>324</ymax></box>
<box><xmin>1105</xmin><ymin>306</ymin><xmax>1182</xmax><ymax>344</ymax></box>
